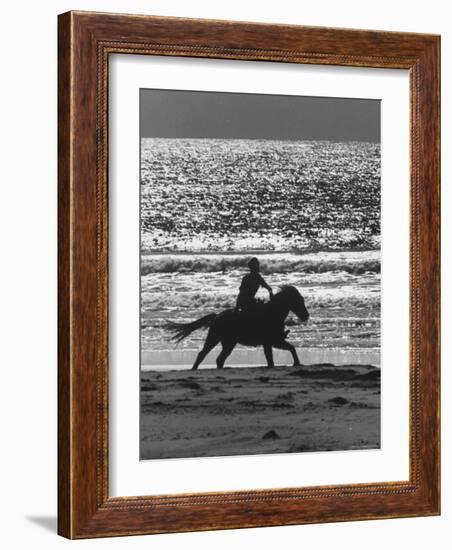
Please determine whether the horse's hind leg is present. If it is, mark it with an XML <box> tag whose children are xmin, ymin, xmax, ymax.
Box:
<box><xmin>191</xmin><ymin>330</ymin><xmax>219</xmax><ymax>371</ymax></box>
<box><xmin>263</xmin><ymin>344</ymin><xmax>275</xmax><ymax>368</ymax></box>
<box><xmin>216</xmin><ymin>340</ymin><xmax>236</xmax><ymax>369</ymax></box>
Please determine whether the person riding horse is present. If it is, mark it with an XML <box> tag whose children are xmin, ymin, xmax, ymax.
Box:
<box><xmin>235</xmin><ymin>257</ymin><xmax>273</xmax><ymax>314</ymax></box>
<box><xmin>167</xmin><ymin>257</ymin><xmax>309</xmax><ymax>370</ymax></box>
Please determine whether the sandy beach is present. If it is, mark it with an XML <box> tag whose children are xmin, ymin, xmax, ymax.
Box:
<box><xmin>140</xmin><ymin>363</ymin><xmax>380</xmax><ymax>460</ymax></box>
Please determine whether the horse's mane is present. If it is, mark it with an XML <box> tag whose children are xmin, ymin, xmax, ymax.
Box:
<box><xmin>277</xmin><ymin>285</ymin><xmax>299</xmax><ymax>296</ymax></box>
<box><xmin>269</xmin><ymin>285</ymin><xmax>301</xmax><ymax>306</ymax></box>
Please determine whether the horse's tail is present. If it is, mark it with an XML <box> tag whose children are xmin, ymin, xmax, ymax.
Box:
<box><xmin>166</xmin><ymin>313</ymin><xmax>216</xmax><ymax>343</ymax></box>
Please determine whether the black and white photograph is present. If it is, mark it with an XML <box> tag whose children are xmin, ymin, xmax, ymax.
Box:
<box><xmin>139</xmin><ymin>88</ymin><xmax>381</xmax><ymax>460</ymax></box>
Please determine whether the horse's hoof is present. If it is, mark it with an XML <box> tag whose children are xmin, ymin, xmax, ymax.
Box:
<box><xmin>293</xmin><ymin>362</ymin><xmax>301</xmax><ymax>367</ymax></box>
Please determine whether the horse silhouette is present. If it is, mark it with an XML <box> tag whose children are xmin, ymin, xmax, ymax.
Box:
<box><xmin>167</xmin><ymin>285</ymin><xmax>309</xmax><ymax>370</ymax></box>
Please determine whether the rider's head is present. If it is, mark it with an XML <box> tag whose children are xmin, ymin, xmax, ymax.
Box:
<box><xmin>248</xmin><ymin>257</ymin><xmax>260</xmax><ymax>273</ymax></box>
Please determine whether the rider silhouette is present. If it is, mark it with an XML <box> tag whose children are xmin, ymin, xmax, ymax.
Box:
<box><xmin>235</xmin><ymin>257</ymin><xmax>273</xmax><ymax>313</ymax></box>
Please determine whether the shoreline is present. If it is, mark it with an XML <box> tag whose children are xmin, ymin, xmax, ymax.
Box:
<box><xmin>141</xmin><ymin>348</ymin><xmax>381</xmax><ymax>371</ymax></box>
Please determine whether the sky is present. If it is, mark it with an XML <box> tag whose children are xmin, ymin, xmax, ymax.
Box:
<box><xmin>140</xmin><ymin>88</ymin><xmax>380</xmax><ymax>142</ymax></box>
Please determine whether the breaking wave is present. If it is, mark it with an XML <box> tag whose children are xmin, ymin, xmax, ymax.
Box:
<box><xmin>143</xmin><ymin>292</ymin><xmax>380</xmax><ymax>312</ymax></box>
<box><xmin>141</xmin><ymin>252</ymin><xmax>380</xmax><ymax>276</ymax></box>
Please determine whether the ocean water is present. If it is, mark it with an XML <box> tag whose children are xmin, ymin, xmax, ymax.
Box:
<box><xmin>140</xmin><ymin>138</ymin><xmax>380</xmax><ymax>368</ymax></box>
<box><xmin>141</xmin><ymin>138</ymin><xmax>380</xmax><ymax>252</ymax></box>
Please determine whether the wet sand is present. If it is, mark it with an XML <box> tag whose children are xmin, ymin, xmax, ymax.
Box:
<box><xmin>140</xmin><ymin>363</ymin><xmax>380</xmax><ymax>460</ymax></box>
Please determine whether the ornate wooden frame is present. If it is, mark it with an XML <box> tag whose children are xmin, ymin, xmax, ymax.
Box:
<box><xmin>58</xmin><ymin>11</ymin><xmax>440</xmax><ymax>539</ymax></box>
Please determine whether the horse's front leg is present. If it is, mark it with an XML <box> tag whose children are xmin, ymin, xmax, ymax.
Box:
<box><xmin>263</xmin><ymin>344</ymin><xmax>275</xmax><ymax>368</ymax></box>
<box><xmin>274</xmin><ymin>340</ymin><xmax>300</xmax><ymax>367</ymax></box>
<box><xmin>291</xmin><ymin>346</ymin><xmax>301</xmax><ymax>367</ymax></box>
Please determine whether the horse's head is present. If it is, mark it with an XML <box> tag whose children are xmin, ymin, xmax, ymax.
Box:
<box><xmin>279</xmin><ymin>285</ymin><xmax>309</xmax><ymax>322</ymax></box>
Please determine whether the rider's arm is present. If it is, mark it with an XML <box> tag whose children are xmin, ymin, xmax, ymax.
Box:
<box><xmin>235</xmin><ymin>277</ymin><xmax>246</xmax><ymax>311</ymax></box>
<box><xmin>259</xmin><ymin>274</ymin><xmax>273</xmax><ymax>298</ymax></box>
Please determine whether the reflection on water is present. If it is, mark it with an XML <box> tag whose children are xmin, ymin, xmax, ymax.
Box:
<box><xmin>141</xmin><ymin>347</ymin><xmax>380</xmax><ymax>371</ymax></box>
